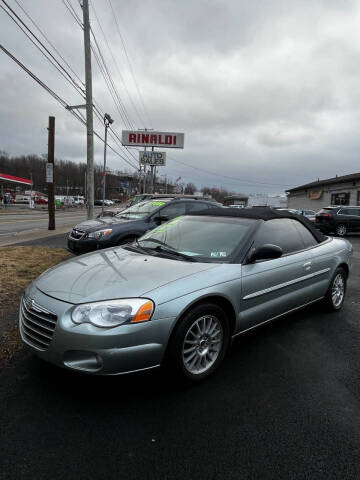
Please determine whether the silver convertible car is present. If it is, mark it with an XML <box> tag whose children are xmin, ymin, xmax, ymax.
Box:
<box><xmin>19</xmin><ymin>208</ymin><xmax>352</xmax><ymax>382</ymax></box>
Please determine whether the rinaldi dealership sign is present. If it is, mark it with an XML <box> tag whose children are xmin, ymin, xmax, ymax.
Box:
<box><xmin>122</xmin><ymin>130</ymin><xmax>184</xmax><ymax>149</ymax></box>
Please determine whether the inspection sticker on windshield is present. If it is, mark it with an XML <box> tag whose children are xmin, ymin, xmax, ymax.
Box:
<box><xmin>149</xmin><ymin>201</ymin><xmax>165</xmax><ymax>206</ymax></box>
<box><xmin>210</xmin><ymin>251</ymin><xmax>227</xmax><ymax>257</ymax></box>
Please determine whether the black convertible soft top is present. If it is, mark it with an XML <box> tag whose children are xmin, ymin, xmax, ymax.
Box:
<box><xmin>191</xmin><ymin>207</ymin><xmax>326</xmax><ymax>243</ymax></box>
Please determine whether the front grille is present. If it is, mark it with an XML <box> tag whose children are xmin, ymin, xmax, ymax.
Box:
<box><xmin>70</xmin><ymin>229</ymin><xmax>85</xmax><ymax>240</ymax></box>
<box><xmin>20</xmin><ymin>296</ymin><xmax>57</xmax><ymax>351</ymax></box>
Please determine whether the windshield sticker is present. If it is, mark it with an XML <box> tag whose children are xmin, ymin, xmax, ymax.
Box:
<box><xmin>210</xmin><ymin>251</ymin><xmax>227</xmax><ymax>258</ymax></box>
<box><xmin>149</xmin><ymin>201</ymin><xmax>165</xmax><ymax>206</ymax></box>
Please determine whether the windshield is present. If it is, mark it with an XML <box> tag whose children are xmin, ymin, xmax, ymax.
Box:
<box><xmin>116</xmin><ymin>200</ymin><xmax>167</xmax><ymax>220</ymax></box>
<box><xmin>138</xmin><ymin>215</ymin><xmax>256</xmax><ymax>262</ymax></box>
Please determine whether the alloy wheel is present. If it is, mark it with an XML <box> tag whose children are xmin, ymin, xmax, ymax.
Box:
<box><xmin>336</xmin><ymin>224</ymin><xmax>347</xmax><ymax>236</ymax></box>
<box><xmin>331</xmin><ymin>273</ymin><xmax>345</xmax><ymax>308</ymax></box>
<box><xmin>182</xmin><ymin>315</ymin><xmax>223</xmax><ymax>375</ymax></box>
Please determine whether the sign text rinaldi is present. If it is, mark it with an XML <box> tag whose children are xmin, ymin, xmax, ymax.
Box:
<box><xmin>122</xmin><ymin>130</ymin><xmax>184</xmax><ymax>149</ymax></box>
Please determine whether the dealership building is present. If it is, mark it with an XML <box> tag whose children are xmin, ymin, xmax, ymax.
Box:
<box><xmin>287</xmin><ymin>172</ymin><xmax>360</xmax><ymax>210</ymax></box>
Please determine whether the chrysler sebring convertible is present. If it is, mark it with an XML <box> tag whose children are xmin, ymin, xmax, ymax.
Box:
<box><xmin>19</xmin><ymin>208</ymin><xmax>352</xmax><ymax>381</ymax></box>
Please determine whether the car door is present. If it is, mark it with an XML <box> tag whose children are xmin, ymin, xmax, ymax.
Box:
<box><xmin>337</xmin><ymin>208</ymin><xmax>359</xmax><ymax>232</ymax></box>
<box><xmin>240</xmin><ymin>218</ymin><xmax>314</xmax><ymax>331</ymax></box>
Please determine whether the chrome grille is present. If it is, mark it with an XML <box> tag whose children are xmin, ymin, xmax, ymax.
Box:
<box><xmin>70</xmin><ymin>229</ymin><xmax>85</xmax><ymax>240</ymax></box>
<box><xmin>20</xmin><ymin>296</ymin><xmax>57</xmax><ymax>351</ymax></box>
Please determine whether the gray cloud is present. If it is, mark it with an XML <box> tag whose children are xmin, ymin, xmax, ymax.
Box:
<box><xmin>1</xmin><ymin>0</ymin><xmax>360</xmax><ymax>194</ymax></box>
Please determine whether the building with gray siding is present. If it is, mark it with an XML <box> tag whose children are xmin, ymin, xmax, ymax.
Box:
<box><xmin>286</xmin><ymin>172</ymin><xmax>360</xmax><ymax>211</ymax></box>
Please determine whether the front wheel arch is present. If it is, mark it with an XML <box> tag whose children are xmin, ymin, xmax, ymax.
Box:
<box><xmin>165</xmin><ymin>295</ymin><xmax>237</xmax><ymax>351</ymax></box>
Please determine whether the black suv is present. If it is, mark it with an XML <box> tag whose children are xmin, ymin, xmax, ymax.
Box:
<box><xmin>315</xmin><ymin>206</ymin><xmax>360</xmax><ymax>236</ymax></box>
<box><xmin>68</xmin><ymin>197</ymin><xmax>221</xmax><ymax>254</ymax></box>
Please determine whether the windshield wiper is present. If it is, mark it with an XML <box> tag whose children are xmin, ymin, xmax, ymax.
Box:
<box><xmin>138</xmin><ymin>238</ymin><xmax>177</xmax><ymax>250</ymax></box>
<box><xmin>152</xmin><ymin>245</ymin><xmax>198</xmax><ymax>262</ymax></box>
<box><xmin>122</xmin><ymin>239</ymin><xmax>153</xmax><ymax>255</ymax></box>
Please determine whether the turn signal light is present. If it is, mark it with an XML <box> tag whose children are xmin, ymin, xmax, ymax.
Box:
<box><xmin>131</xmin><ymin>301</ymin><xmax>154</xmax><ymax>323</ymax></box>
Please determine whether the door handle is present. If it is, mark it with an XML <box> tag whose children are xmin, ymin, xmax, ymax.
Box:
<box><xmin>303</xmin><ymin>261</ymin><xmax>312</xmax><ymax>270</ymax></box>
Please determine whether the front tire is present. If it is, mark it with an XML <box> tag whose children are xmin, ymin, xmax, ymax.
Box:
<box><xmin>335</xmin><ymin>223</ymin><xmax>347</xmax><ymax>236</ymax></box>
<box><xmin>165</xmin><ymin>303</ymin><xmax>230</xmax><ymax>382</ymax></box>
<box><xmin>323</xmin><ymin>267</ymin><xmax>347</xmax><ymax>311</ymax></box>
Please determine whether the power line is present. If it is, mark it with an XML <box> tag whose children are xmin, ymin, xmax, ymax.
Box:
<box><xmin>90</xmin><ymin>27</ymin><xmax>134</xmax><ymax>129</ymax></box>
<box><xmin>2</xmin><ymin>0</ymin><xmax>137</xmax><ymax>168</ymax></box>
<box><xmin>0</xmin><ymin>43</ymin><xmax>138</xmax><ymax>170</ymax></box>
<box><xmin>13</xmin><ymin>0</ymin><xmax>85</xmax><ymax>87</ymax></box>
<box><xmin>167</xmin><ymin>155</ymin><xmax>297</xmax><ymax>187</ymax></box>
<box><xmin>62</xmin><ymin>0</ymin><xmax>83</xmax><ymax>28</ymax></box>
<box><xmin>90</xmin><ymin>0</ymin><xmax>146</xmax><ymax>128</ymax></box>
<box><xmin>0</xmin><ymin>0</ymin><xmax>84</xmax><ymax>94</ymax></box>
<box><xmin>107</xmin><ymin>0</ymin><xmax>153</xmax><ymax>127</ymax></box>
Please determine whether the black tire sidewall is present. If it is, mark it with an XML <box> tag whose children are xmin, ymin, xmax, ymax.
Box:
<box><xmin>165</xmin><ymin>303</ymin><xmax>230</xmax><ymax>382</ymax></box>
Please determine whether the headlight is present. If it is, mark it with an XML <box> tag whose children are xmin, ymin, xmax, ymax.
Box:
<box><xmin>88</xmin><ymin>229</ymin><xmax>112</xmax><ymax>239</ymax></box>
<box><xmin>71</xmin><ymin>299</ymin><xmax>154</xmax><ymax>328</ymax></box>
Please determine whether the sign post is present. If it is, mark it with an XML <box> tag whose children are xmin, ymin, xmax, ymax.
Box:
<box><xmin>124</xmin><ymin>130</ymin><xmax>184</xmax><ymax>194</ymax></box>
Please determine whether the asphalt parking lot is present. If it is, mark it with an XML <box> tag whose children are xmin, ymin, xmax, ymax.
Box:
<box><xmin>1</xmin><ymin>235</ymin><xmax>360</xmax><ymax>479</ymax></box>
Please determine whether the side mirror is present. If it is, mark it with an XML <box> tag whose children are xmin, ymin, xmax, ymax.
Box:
<box><xmin>248</xmin><ymin>244</ymin><xmax>283</xmax><ymax>263</ymax></box>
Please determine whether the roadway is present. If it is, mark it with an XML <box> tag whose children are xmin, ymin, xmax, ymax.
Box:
<box><xmin>0</xmin><ymin>209</ymin><xmax>98</xmax><ymax>236</ymax></box>
<box><xmin>1</xmin><ymin>235</ymin><xmax>360</xmax><ymax>479</ymax></box>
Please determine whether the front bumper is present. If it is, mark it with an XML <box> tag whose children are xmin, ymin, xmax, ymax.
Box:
<box><xmin>67</xmin><ymin>235</ymin><xmax>113</xmax><ymax>254</ymax></box>
<box><xmin>19</xmin><ymin>287</ymin><xmax>176</xmax><ymax>375</ymax></box>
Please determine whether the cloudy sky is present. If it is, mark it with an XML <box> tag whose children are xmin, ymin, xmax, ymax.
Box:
<box><xmin>1</xmin><ymin>0</ymin><xmax>360</xmax><ymax>194</ymax></box>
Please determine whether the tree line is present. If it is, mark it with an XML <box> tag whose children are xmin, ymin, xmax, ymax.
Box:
<box><xmin>0</xmin><ymin>152</ymin><xmax>236</xmax><ymax>202</ymax></box>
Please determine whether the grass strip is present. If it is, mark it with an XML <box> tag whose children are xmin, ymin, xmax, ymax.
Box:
<box><xmin>0</xmin><ymin>246</ymin><xmax>70</xmax><ymax>367</ymax></box>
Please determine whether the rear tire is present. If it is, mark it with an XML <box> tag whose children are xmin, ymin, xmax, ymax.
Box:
<box><xmin>323</xmin><ymin>267</ymin><xmax>347</xmax><ymax>311</ymax></box>
<box><xmin>164</xmin><ymin>303</ymin><xmax>230</xmax><ymax>382</ymax></box>
<box><xmin>335</xmin><ymin>224</ymin><xmax>347</xmax><ymax>236</ymax></box>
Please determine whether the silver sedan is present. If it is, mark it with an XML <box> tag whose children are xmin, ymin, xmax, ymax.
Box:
<box><xmin>19</xmin><ymin>209</ymin><xmax>352</xmax><ymax>382</ymax></box>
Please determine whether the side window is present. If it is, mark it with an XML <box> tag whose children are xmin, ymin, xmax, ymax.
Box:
<box><xmin>186</xmin><ymin>202</ymin><xmax>211</xmax><ymax>212</ymax></box>
<box><xmin>253</xmin><ymin>219</ymin><xmax>304</xmax><ymax>254</ymax></box>
<box><xmin>292</xmin><ymin>220</ymin><xmax>318</xmax><ymax>248</ymax></box>
<box><xmin>159</xmin><ymin>202</ymin><xmax>187</xmax><ymax>219</ymax></box>
<box><xmin>339</xmin><ymin>209</ymin><xmax>351</xmax><ymax>215</ymax></box>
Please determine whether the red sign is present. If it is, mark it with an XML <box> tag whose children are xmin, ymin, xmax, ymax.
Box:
<box><xmin>122</xmin><ymin>130</ymin><xmax>184</xmax><ymax>149</ymax></box>
<box><xmin>0</xmin><ymin>173</ymin><xmax>33</xmax><ymax>185</ymax></box>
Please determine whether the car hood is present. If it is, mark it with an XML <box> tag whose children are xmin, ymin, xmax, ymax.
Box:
<box><xmin>73</xmin><ymin>216</ymin><xmax>132</xmax><ymax>231</ymax></box>
<box><xmin>35</xmin><ymin>247</ymin><xmax>217</xmax><ymax>304</ymax></box>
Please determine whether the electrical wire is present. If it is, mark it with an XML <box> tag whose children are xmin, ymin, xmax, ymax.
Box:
<box><xmin>167</xmin><ymin>154</ymin><xmax>297</xmax><ymax>187</ymax></box>
<box><xmin>107</xmin><ymin>0</ymin><xmax>153</xmax><ymax>127</ymax></box>
<box><xmin>2</xmin><ymin>0</ymin><xmax>137</xmax><ymax>168</ymax></box>
<box><xmin>0</xmin><ymin>43</ymin><xmax>138</xmax><ymax>170</ymax></box>
<box><xmin>90</xmin><ymin>0</ymin><xmax>146</xmax><ymax>129</ymax></box>
<box><xmin>0</xmin><ymin>0</ymin><xmax>84</xmax><ymax>94</ymax></box>
<box><xmin>13</xmin><ymin>0</ymin><xmax>85</xmax><ymax>87</ymax></box>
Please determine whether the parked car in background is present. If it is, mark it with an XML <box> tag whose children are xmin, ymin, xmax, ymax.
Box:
<box><xmin>126</xmin><ymin>193</ymin><xmax>216</xmax><ymax>208</ymax></box>
<box><xmin>20</xmin><ymin>207</ymin><xmax>352</xmax><ymax>381</ymax></box>
<box><xmin>301</xmin><ymin>209</ymin><xmax>316</xmax><ymax>222</ymax></box>
<box><xmin>315</xmin><ymin>206</ymin><xmax>360</xmax><ymax>236</ymax></box>
<box><xmin>68</xmin><ymin>197</ymin><xmax>221</xmax><ymax>254</ymax></box>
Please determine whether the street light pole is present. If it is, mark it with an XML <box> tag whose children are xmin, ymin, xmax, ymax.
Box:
<box><xmin>101</xmin><ymin>113</ymin><xmax>114</xmax><ymax>217</ymax></box>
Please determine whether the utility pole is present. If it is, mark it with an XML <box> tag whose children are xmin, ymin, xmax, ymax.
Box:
<box><xmin>47</xmin><ymin>116</ymin><xmax>55</xmax><ymax>230</ymax></box>
<box><xmin>82</xmin><ymin>0</ymin><xmax>94</xmax><ymax>219</ymax></box>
